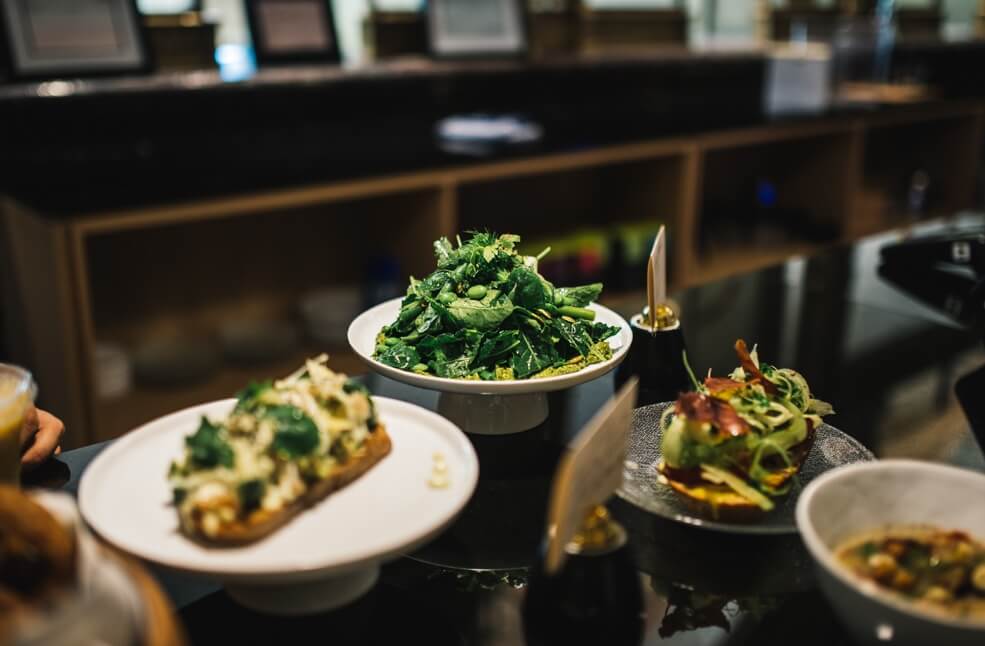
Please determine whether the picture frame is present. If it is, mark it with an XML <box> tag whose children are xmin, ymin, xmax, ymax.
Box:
<box><xmin>245</xmin><ymin>0</ymin><xmax>341</xmax><ymax>66</ymax></box>
<box><xmin>427</xmin><ymin>0</ymin><xmax>527</xmax><ymax>59</ymax></box>
<box><xmin>0</xmin><ymin>0</ymin><xmax>150</xmax><ymax>80</ymax></box>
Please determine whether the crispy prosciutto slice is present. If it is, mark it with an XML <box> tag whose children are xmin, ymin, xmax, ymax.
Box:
<box><xmin>703</xmin><ymin>376</ymin><xmax>744</xmax><ymax>399</ymax></box>
<box><xmin>675</xmin><ymin>392</ymin><xmax>750</xmax><ymax>439</ymax></box>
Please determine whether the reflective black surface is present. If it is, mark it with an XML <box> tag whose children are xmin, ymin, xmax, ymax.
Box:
<box><xmin>50</xmin><ymin>216</ymin><xmax>985</xmax><ymax>645</ymax></box>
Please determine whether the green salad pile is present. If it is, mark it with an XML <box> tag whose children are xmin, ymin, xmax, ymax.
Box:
<box><xmin>373</xmin><ymin>232</ymin><xmax>621</xmax><ymax>380</ymax></box>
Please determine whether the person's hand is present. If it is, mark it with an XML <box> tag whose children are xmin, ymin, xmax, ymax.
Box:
<box><xmin>19</xmin><ymin>406</ymin><xmax>64</xmax><ymax>471</ymax></box>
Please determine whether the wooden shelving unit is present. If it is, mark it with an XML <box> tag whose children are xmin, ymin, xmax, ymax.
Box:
<box><xmin>691</xmin><ymin>124</ymin><xmax>857</xmax><ymax>283</ymax></box>
<box><xmin>854</xmin><ymin>108</ymin><xmax>983</xmax><ymax>237</ymax></box>
<box><xmin>3</xmin><ymin>101</ymin><xmax>983</xmax><ymax>446</ymax></box>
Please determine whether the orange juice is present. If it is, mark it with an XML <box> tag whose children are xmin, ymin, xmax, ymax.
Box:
<box><xmin>0</xmin><ymin>365</ymin><xmax>34</xmax><ymax>486</ymax></box>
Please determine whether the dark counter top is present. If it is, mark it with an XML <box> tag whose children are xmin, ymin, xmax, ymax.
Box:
<box><xmin>0</xmin><ymin>47</ymin><xmax>764</xmax><ymax>103</ymax></box>
<box><xmin>40</xmin><ymin>215</ymin><xmax>985</xmax><ymax>645</ymax></box>
<box><xmin>3</xmin><ymin>39</ymin><xmax>985</xmax><ymax>215</ymax></box>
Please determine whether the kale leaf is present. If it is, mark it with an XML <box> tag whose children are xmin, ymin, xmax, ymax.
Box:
<box><xmin>378</xmin><ymin>341</ymin><xmax>421</xmax><ymax>369</ymax></box>
<box><xmin>268</xmin><ymin>405</ymin><xmax>320</xmax><ymax>457</ymax></box>
<box><xmin>552</xmin><ymin>317</ymin><xmax>594</xmax><ymax>358</ymax></box>
<box><xmin>186</xmin><ymin>417</ymin><xmax>235</xmax><ymax>469</ymax></box>
<box><xmin>512</xmin><ymin>331</ymin><xmax>559</xmax><ymax>378</ymax></box>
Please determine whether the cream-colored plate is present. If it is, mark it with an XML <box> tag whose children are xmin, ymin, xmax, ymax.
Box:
<box><xmin>79</xmin><ymin>397</ymin><xmax>478</xmax><ymax>585</ymax></box>
<box><xmin>347</xmin><ymin>298</ymin><xmax>632</xmax><ymax>395</ymax></box>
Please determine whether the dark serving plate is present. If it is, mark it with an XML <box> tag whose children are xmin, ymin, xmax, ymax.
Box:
<box><xmin>617</xmin><ymin>402</ymin><xmax>875</xmax><ymax>536</ymax></box>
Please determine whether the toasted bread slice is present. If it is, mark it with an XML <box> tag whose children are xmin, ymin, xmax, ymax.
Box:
<box><xmin>662</xmin><ymin>476</ymin><xmax>770</xmax><ymax>523</ymax></box>
<box><xmin>186</xmin><ymin>424</ymin><xmax>392</xmax><ymax>545</ymax></box>
<box><xmin>659</xmin><ymin>424</ymin><xmax>816</xmax><ymax>522</ymax></box>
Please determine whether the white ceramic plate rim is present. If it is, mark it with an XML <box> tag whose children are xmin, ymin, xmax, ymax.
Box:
<box><xmin>79</xmin><ymin>397</ymin><xmax>479</xmax><ymax>583</ymax></box>
<box><xmin>796</xmin><ymin>459</ymin><xmax>985</xmax><ymax>630</ymax></box>
<box><xmin>347</xmin><ymin>298</ymin><xmax>633</xmax><ymax>394</ymax></box>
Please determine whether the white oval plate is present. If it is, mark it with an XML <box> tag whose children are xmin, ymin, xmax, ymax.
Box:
<box><xmin>347</xmin><ymin>298</ymin><xmax>633</xmax><ymax>395</ymax></box>
<box><xmin>79</xmin><ymin>397</ymin><xmax>478</xmax><ymax>584</ymax></box>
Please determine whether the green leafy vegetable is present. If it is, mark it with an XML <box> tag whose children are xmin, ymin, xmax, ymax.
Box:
<box><xmin>377</xmin><ymin>341</ymin><xmax>421</xmax><ymax>370</ymax></box>
<box><xmin>552</xmin><ymin>317</ymin><xmax>594</xmax><ymax>358</ymax></box>
<box><xmin>554</xmin><ymin>283</ymin><xmax>603</xmax><ymax>307</ymax></box>
<box><xmin>373</xmin><ymin>232</ymin><xmax>619</xmax><ymax>380</ymax></box>
<box><xmin>268</xmin><ymin>405</ymin><xmax>320</xmax><ymax>457</ymax></box>
<box><xmin>186</xmin><ymin>417</ymin><xmax>235</xmax><ymax>469</ymax></box>
<box><xmin>238</xmin><ymin>479</ymin><xmax>265</xmax><ymax>511</ymax></box>
<box><xmin>507</xmin><ymin>267</ymin><xmax>552</xmax><ymax>310</ymax></box>
<box><xmin>234</xmin><ymin>380</ymin><xmax>272</xmax><ymax>413</ymax></box>
<box><xmin>447</xmin><ymin>297</ymin><xmax>515</xmax><ymax>331</ymax></box>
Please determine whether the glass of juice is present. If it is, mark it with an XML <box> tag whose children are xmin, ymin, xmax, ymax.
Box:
<box><xmin>0</xmin><ymin>364</ymin><xmax>36</xmax><ymax>486</ymax></box>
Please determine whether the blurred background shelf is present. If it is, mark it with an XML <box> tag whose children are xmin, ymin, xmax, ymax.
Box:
<box><xmin>691</xmin><ymin>242</ymin><xmax>822</xmax><ymax>287</ymax></box>
<box><xmin>3</xmin><ymin>97</ymin><xmax>984</xmax><ymax>446</ymax></box>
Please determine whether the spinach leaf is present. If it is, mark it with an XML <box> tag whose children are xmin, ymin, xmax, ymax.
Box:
<box><xmin>552</xmin><ymin>317</ymin><xmax>594</xmax><ymax>358</ymax></box>
<box><xmin>268</xmin><ymin>405</ymin><xmax>320</xmax><ymax>457</ymax></box>
<box><xmin>511</xmin><ymin>332</ymin><xmax>558</xmax><ymax>378</ymax></box>
<box><xmin>415</xmin><ymin>270</ymin><xmax>452</xmax><ymax>299</ymax></box>
<box><xmin>473</xmin><ymin>330</ymin><xmax>521</xmax><ymax>367</ymax></box>
<box><xmin>589</xmin><ymin>321</ymin><xmax>621</xmax><ymax>342</ymax></box>
<box><xmin>447</xmin><ymin>297</ymin><xmax>514</xmax><ymax>331</ymax></box>
<box><xmin>238</xmin><ymin>479</ymin><xmax>265</xmax><ymax>512</ymax></box>
<box><xmin>418</xmin><ymin>330</ymin><xmax>465</xmax><ymax>354</ymax></box>
<box><xmin>507</xmin><ymin>267</ymin><xmax>552</xmax><ymax>310</ymax></box>
<box><xmin>378</xmin><ymin>341</ymin><xmax>421</xmax><ymax>369</ymax></box>
<box><xmin>389</xmin><ymin>300</ymin><xmax>424</xmax><ymax>335</ymax></box>
<box><xmin>436</xmin><ymin>355</ymin><xmax>474</xmax><ymax>378</ymax></box>
<box><xmin>555</xmin><ymin>283</ymin><xmax>603</xmax><ymax>307</ymax></box>
<box><xmin>416</xmin><ymin>303</ymin><xmax>443</xmax><ymax>335</ymax></box>
<box><xmin>234</xmin><ymin>380</ymin><xmax>272</xmax><ymax>413</ymax></box>
<box><xmin>186</xmin><ymin>417</ymin><xmax>234</xmax><ymax>469</ymax></box>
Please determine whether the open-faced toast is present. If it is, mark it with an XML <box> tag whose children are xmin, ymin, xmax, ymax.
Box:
<box><xmin>657</xmin><ymin>340</ymin><xmax>832</xmax><ymax>521</ymax></box>
<box><xmin>169</xmin><ymin>356</ymin><xmax>392</xmax><ymax>544</ymax></box>
<box><xmin>183</xmin><ymin>424</ymin><xmax>391</xmax><ymax>545</ymax></box>
<box><xmin>658</xmin><ymin>422</ymin><xmax>817</xmax><ymax>521</ymax></box>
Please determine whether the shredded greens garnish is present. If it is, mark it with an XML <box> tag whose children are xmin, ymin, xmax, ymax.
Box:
<box><xmin>661</xmin><ymin>341</ymin><xmax>834</xmax><ymax>510</ymax></box>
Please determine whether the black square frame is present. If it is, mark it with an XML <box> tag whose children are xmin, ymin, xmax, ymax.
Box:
<box><xmin>245</xmin><ymin>0</ymin><xmax>341</xmax><ymax>66</ymax></box>
<box><xmin>427</xmin><ymin>0</ymin><xmax>528</xmax><ymax>60</ymax></box>
<box><xmin>0</xmin><ymin>0</ymin><xmax>152</xmax><ymax>81</ymax></box>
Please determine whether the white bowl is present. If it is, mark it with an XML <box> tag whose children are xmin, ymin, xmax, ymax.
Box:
<box><xmin>347</xmin><ymin>297</ymin><xmax>632</xmax><ymax>395</ymax></box>
<box><xmin>796</xmin><ymin>459</ymin><xmax>985</xmax><ymax>646</ymax></box>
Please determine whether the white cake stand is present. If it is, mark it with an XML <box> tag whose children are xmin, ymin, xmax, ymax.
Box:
<box><xmin>79</xmin><ymin>397</ymin><xmax>478</xmax><ymax>615</ymax></box>
<box><xmin>347</xmin><ymin>298</ymin><xmax>633</xmax><ymax>435</ymax></box>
